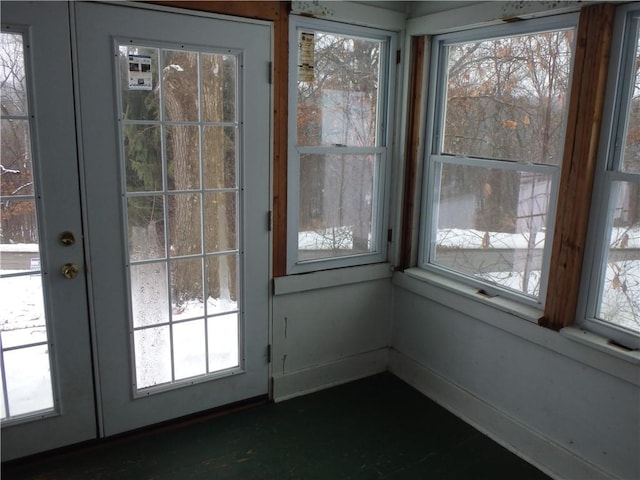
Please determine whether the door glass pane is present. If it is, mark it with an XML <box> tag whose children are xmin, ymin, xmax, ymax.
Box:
<box><xmin>203</xmin><ymin>126</ymin><xmax>236</xmax><ymax>189</ymax></box>
<box><xmin>597</xmin><ymin>181</ymin><xmax>640</xmax><ymax>333</ymax></box>
<box><xmin>433</xmin><ymin>163</ymin><xmax>553</xmax><ymax>298</ymax></box>
<box><xmin>202</xmin><ymin>53</ymin><xmax>236</xmax><ymax>123</ymax></box>
<box><xmin>168</xmin><ymin>193</ymin><xmax>202</xmax><ymax>257</ymax></box>
<box><xmin>173</xmin><ymin>320</ymin><xmax>206</xmax><ymax>380</ymax></box>
<box><xmin>124</xmin><ymin>124</ymin><xmax>162</xmax><ymax>193</ymax></box>
<box><xmin>167</xmin><ymin>125</ymin><xmax>200</xmax><ymax>191</ymax></box>
<box><xmin>208</xmin><ymin>314</ymin><xmax>238</xmax><ymax>371</ymax></box>
<box><xmin>127</xmin><ymin>196</ymin><xmax>166</xmax><ymax>261</ymax></box>
<box><xmin>297</xmin><ymin>31</ymin><xmax>381</xmax><ymax>147</ymax></box>
<box><xmin>170</xmin><ymin>257</ymin><xmax>204</xmax><ymax>321</ymax></box>
<box><xmin>134</xmin><ymin>326</ymin><xmax>171</xmax><ymax>389</ymax></box>
<box><xmin>1</xmin><ymin>119</ymin><xmax>33</xmax><ymax>191</ymax></box>
<box><xmin>0</xmin><ymin>33</ymin><xmax>27</xmax><ymax>116</ymax></box>
<box><xmin>206</xmin><ymin>254</ymin><xmax>238</xmax><ymax>311</ymax></box>
<box><xmin>442</xmin><ymin>29</ymin><xmax>574</xmax><ymax>165</ymax></box>
<box><xmin>130</xmin><ymin>262</ymin><xmax>169</xmax><ymax>329</ymax></box>
<box><xmin>204</xmin><ymin>192</ymin><xmax>237</xmax><ymax>253</ymax></box>
<box><xmin>298</xmin><ymin>153</ymin><xmax>377</xmax><ymax>261</ymax></box>
<box><xmin>4</xmin><ymin>345</ymin><xmax>53</xmax><ymax>417</ymax></box>
<box><xmin>0</xmin><ymin>31</ymin><xmax>54</xmax><ymax>421</ymax></box>
<box><xmin>163</xmin><ymin>50</ymin><xmax>199</xmax><ymax>122</ymax></box>
<box><xmin>119</xmin><ymin>46</ymin><xmax>159</xmax><ymax>121</ymax></box>
<box><xmin>120</xmin><ymin>44</ymin><xmax>241</xmax><ymax>393</ymax></box>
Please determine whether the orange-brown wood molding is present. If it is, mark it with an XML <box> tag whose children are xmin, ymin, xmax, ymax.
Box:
<box><xmin>542</xmin><ymin>3</ymin><xmax>615</xmax><ymax>330</ymax></box>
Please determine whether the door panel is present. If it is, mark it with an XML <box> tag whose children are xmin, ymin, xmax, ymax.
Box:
<box><xmin>74</xmin><ymin>3</ymin><xmax>271</xmax><ymax>436</ymax></box>
<box><xmin>1</xmin><ymin>2</ymin><xmax>96</xmax><ymax>460</ymax></box>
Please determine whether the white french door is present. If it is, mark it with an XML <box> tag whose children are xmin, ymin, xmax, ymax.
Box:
<box><xmin>1</xmin><ymin>2</ymin><xmax>96</xmax><ymax>460</ymax></box>
<box><xmin>74</xmin><ymin>2</ymin><xmax>271</xmax><ymax>436</ymax></box>
<box><xmin>1</xmin><ymin>1</ymin><xmax>271</xmax><ymax>458</ymax></box>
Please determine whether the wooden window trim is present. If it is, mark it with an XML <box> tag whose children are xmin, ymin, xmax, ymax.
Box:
<box><xmin>150</xmin><ymin>1</ymin><xmax>290</xmax><ymax>277</ymax></box>
<box><xmin>399</xmin><ymin>35</ymin><xmax>427</xmax><ymax>271</ymax></box>
<box><xmin>541</xmin><ymin>3</ymin><xmax>615</xmax><ymax>330</ymax></box>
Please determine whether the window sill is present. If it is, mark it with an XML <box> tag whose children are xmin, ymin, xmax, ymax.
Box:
<box><xmin>560</xmin><ymin>326</ymin><xmax>640</xmax><ymax>365</ymax></box>
<box><xmin>402</xmin><ymin>267</ymin><xmax>543</xmax><ymax>323</ymax></box>
<box><xmin>395</xmin><ymin>268</ymin><xmax>640</xmax><ymax>386</ymax></box>
<box><xmin>274</xmin><ymin>262</ymin><xmax>393</xmax><ymax>295</ymax></box>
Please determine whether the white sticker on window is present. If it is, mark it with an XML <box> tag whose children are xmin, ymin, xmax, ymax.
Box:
<box><xmin>298</xmin><ymin>32</ymin><xmax>314</xmax><ymax>82</ymax></box>
<box><xmin>128</xmin><ymin>54</ymin><xmax>152</xmax><ymax>90</ymax></box>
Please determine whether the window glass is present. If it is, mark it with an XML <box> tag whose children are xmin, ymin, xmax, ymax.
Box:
<box><xmin>621</xmin><ymin>29</ymin><xmax>640</xmax><ymax>173</ymax></box>
<box><xmin>298</xmin><ymin>153</ymin><xmax>377</xmax><ymax>261</ymax></box>
<box><xmin>0</xmin><ymin>31</ymin><xmax>55</xmax><ymax>421</ymax></box>
<box><xmin>597</xmin><ymin>181</ymin><xmax>640</xmax><ymax>333</ymax></box>
<box><xmin>442</xmin><ymin>30</ymin><xmax>573</xmax><ymax>165</ymax></box>
<box><xmin>423</xmin><ymin>20</ymin><xmax>576</xmax><ymax>304</ymax></box>
<box><xmin>434</xmin><ymin>163</ymin><xmax>551</xmax><ymax>297</ymax></box>
<box><xmin>297</xmin><ymin>32</ymin><xmax>381</xmax><ymax>147</ymax></box>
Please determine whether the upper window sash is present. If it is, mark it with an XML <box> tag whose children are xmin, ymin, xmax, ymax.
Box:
<box><xmin>290</xmin><ymin>16</ymin><xmax>394</xmax><ymax>149</ymax></box>
<box><xmin>610</xmin><ymin>14</ymin><xmax>640</xmax><ymax>174</ymax></box>
<box><xmin>430</xmin><ymin>14</ymin><xmax>577</xmax><ymax>165</ymax></box>
<box><xmin>419</xmin><ymin>14</ymin><xmax>578</xmax><ymax>306</ymax></box>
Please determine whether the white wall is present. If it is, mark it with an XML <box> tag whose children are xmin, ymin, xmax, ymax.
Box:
<box><xmin>390</xmin><ymin>272</ymin><xmax>640</xmax><ymax>480</ymax></box>
<box><xmin>272</xmin><ymin>264</ymin><xmax>393</xmax><ymax>400</ymax></box>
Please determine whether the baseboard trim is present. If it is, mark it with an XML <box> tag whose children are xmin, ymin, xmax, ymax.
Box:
<box><xmin>272</xmin><ymin>348</ymin><xmax>389</xmax><ymax>402</ymax></box>
<box><xmin>388</xmin><ymin>349</ymin><xmax>614</xmax><ymax>480</ymax></box>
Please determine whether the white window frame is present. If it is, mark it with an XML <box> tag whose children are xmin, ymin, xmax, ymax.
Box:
<box><xmin>579</xmin><ymin>4</ymin><xmax>640</xmax><ymax>350</ymax></box>
<box><xmin>418</xmin><ymin>14</ymin><xmax>578</xmax><ymax>308</ymax></box>
<box><xmin>287</xmin><ymin>15</ymin><xmax>396</xmax><ymax>274</ymax></box>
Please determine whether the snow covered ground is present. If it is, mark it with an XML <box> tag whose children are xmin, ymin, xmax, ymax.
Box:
<box><xmin>0</xmin><ymin>271</ymin><xmax>52</xmax><ymax>419</ymax></box>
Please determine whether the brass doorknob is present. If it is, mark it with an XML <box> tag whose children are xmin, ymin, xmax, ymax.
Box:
<box><xmin>61</xmin><ymin>263</ymin><xmax>79</xmax><ymax>279</ymax></box>
<box><xmin>58</xmin><ymin>231</ymin><xmax>76</xmax><ymax>246</ymax></box>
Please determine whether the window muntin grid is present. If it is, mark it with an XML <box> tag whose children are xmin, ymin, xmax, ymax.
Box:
<box><xmin>117</xmin><ymin>44</ymin><xmax>243</xmax><ymax>393</ymax></box>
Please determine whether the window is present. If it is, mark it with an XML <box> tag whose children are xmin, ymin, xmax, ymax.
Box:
<box><xmin>117</xmin><ymin>44</ymin><xmax>242</xmax><ymax>392</ymax></box>
<box><xmin>582</xmin><ymin>6</ymin><xmax>640</xmax><ymax>348</ymax></box>
<box><xmin>419</xmin><ymin>16</ymin><xmax>577</xmax><ymax>306</ymax></box>
<box><xmin>287</xmin><ymin>16</ymin><xmax>396</xmax><ymax>273</ymax></box>
<box><xmin>0</xmin><ymin>30</ymin><xmax>55</xmax><ymax>420</ymax></box>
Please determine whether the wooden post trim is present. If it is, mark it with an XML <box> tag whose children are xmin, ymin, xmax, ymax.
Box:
<box><xmin>272</xmin><ymin>2</ymin><xmax>289</xmax><ymax>277</ymax></box>
<box><xmin>399</xmin><ymin>35</ymin><xmax>427</xmax><ymax>270</ymax></box>
<box><xmin>541</xmin><ymin>3</ymin><xmax>615</xmax><ymax>330</ymax></box>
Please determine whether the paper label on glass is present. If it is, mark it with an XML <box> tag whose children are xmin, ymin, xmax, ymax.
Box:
<box><xmin>128</xmin><ymin>54</ymin><xmax>152</xmax><ymax>90</ymax></box>
<box><xmin>298</xmin><ymin>32</ymin><xmax>314</xmax><ymax>82</ymax></box>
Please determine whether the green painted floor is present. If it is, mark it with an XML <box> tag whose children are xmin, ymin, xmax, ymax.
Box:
<box><xmin>2</xmin><ymin>374</ymin><xmax>550</xmax><ymax>479</ymax></box>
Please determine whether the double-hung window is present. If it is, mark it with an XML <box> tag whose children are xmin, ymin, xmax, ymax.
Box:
<box><xmin>419</xmin><ymin>15</ymin><xmax>577</xmax><ymax>306</ymax></box>
<box><xmin>581</xmin><ymin>5</ymin><xmax>640</xmax><ymax>348</ymax></box>
<box><xmin>288</xmin><ymin>16</ymin><xmax>396</xmax><ymax>273</ymax></box>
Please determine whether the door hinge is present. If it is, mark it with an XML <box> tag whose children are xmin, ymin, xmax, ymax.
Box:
<box><xmin>267</xmin><ymin>344</ymin><xmax>272</xmax><ymax>364</ymax></box>
<box><xmin>396</xmin><ymin>49</ymin><xmax>401</xmax><ymax>64</ymax></box>
<box><xmin>388</xmin><ymin>229</ymin><xmax>393</xmax><ymax>242</ymax></box>
<box><xmin>267</xmin><ymin>210</ymin><xmax>273</xmax><ymax>231</ymax></box>
<box><xmin>268</xmin><ymin>61</ymin><xmax>273</xmax><ymax>84</ymax></box>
